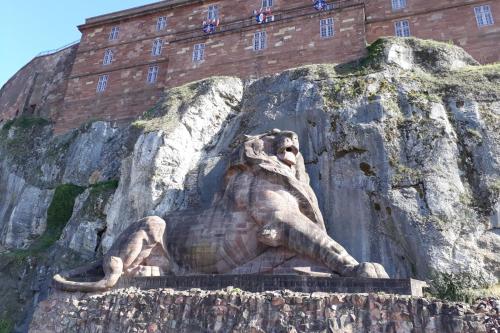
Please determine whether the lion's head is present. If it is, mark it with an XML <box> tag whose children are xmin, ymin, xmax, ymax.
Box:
<box><xmin>229</xmin><ymin>129</ymin><xmax>325</xmax><ymax>228</ymax></box>
<box><xmin>230</xmin><ymin>129</ymin><xmax>309</xmax><ymax>183</ymax></box>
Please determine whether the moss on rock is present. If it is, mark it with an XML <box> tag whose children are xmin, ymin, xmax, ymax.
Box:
<box><xmin>0</xmin><ymin>318</ymin><xmax>13</xmax><ymax>333</ymax></box>
<box><xmin>6</xmin><ymin>184</ymin><xmax>85</xmax><ymax>262</ymax></box>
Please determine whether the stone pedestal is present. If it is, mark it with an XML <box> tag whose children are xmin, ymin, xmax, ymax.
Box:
<box><xmin>112</xmin><ymin>275</ymin><xmax>428</xmax><ymax>296</ymax></box>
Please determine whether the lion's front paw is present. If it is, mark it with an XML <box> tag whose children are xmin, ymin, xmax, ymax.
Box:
<box><xmin>53</xmin><ymin>274</ymin><xmax>66</xmax><ymax>282</ymax></box>
<box><xmin>351</xmin><ymin>262</ymin><xmax>389</xmax><ymax>279</ymax></box>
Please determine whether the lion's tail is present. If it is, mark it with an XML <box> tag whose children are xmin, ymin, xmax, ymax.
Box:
<box><xmin>52</xmin><ymin>258</ymin><xmax>122</xmax><ymax>292</ymax></box>
<box><xmin>59</xmin><ymin>259</ymin><xmax>103</xmax><ymax>277</ymax></box>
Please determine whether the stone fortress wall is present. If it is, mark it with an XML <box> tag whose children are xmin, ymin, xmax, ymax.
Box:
<box><xmin>0</xmin><ymin>0</ymin><xmax>499</xmax><ymax>134</ymax></box>
<box><xmin>0</xmin><ymin>44</ymin><xmax>78</xmax><ymax>128</ymax></box>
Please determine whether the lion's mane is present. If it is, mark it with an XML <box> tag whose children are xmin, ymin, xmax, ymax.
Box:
<box><xmin>228</xmin><ymin>129</ymin><xmax>325</xmax><ymax>229</ymax></box>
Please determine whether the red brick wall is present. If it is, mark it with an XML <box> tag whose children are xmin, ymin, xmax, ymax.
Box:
<box><xmin>365</xmin><ymin>0</ymin><xmax>500</xmax><ymax>63</ymax></box>
<box><xmin>55</xmin><ymin>1</ymin><xmax>366</xmax><ymax>133</ymax></box>
<box><xmin>166</xmin><ymin>5</ymin><xmax>366</xmax><ymax>87</ymax></box>
<box><xmin>51</xmin><ymin>0</ymin><xmax>500</xmax><ymax>133</ymax></box>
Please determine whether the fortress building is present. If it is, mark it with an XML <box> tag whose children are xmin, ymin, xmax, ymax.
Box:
<box><xmin>0</xmin><ymin>0</ymin><xmax>498</xmax><ymax>133</ymax></box>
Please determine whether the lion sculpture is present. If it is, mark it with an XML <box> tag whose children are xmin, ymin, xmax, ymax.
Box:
<box><xmin>54</xmin><ymin>129</ymin><xmax>389</xmax><ymax>291</ymax></box>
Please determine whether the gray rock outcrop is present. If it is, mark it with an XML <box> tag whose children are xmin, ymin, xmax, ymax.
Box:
<box><xmin>102</xmin><ymin>77</ymin><xmax>243</xmax><ymax>250</ymax></box>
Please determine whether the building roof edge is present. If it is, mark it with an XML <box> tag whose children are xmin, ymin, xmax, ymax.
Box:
<box><xmin>79</xmin><ymin>0</ymin><xmax>200</xmax><ymax>30</ymax></box>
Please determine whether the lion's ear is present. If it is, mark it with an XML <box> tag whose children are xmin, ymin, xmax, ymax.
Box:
<box><xmin>271</xmin><ymin>128</ymin><xmax>281</xmax><ymax>134</ymax></box>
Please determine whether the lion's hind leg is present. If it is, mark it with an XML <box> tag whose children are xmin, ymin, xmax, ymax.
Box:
<box><xmin>53</xmin><ymin>256</ymin><xmax>123</xmax><ymax>292</ymax></box>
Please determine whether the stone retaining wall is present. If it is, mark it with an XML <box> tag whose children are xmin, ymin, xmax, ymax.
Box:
<box><xmin>30</xmin><ymin>288</ymin><xmax>499</xmax><ymax>332</ymax></box>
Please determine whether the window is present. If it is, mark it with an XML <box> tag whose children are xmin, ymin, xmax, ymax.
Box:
<box><xmin>394</xmin><ymin>20</ymin><xmax>410</xmax><ymax>37</ymax></box>
<box><xmin>96</xmin><ymin>75</ymin><xmax>108</xmax><ymax>93</ymax></box>
<box><xmin>102</xmin><ymin>49</ymin><xmax>113</xmax><ymax>65</ymax></box>
<box><xmin>147</xmin><ymin>65</ymin><xmax>159</xmax><ymax>84</ymax></box>
<box><xmin>324</xmin><ymin>3</ymin><xmax>335</xmax><ymax>10</ymax></box>
<box><xmin>109</xmin><ymin>26</ymin><xmax>120</xmax><ymax>40</ymax></box>
<box><xmin>265</xmin><ymin>15</ymin><xmax>275</xmax><ymax>23</ymax></box>
<box><xmin>157</xmin><ymin>16</ymin><xmax>167</xmax><ymax>31</ymax></box>
<box><xmin>320</xmin><ymin>18</ymin><xmax>334</xmax><ymax>38</ymax></box>
<box><xmin>253</xmin><ymin>31</ymin><xmax>267</xmax><ymax>51</ymax></box>
<box><xmin>192</xmin><ymin>43</ymin><xmax>205</xmax><ymax>62</ymax></box>
<box><xmin>152</xmin><ymin>39</ymin><xmax>163</xmax><ymax>56</ymax></box>
<box><xmin>474</xmin><ymin>5</ymin><xmax>494</xmax><ymax>27</ymax></box>
<box><xmin>208</xmin><ymin>5</ymin><xmax>219</xmax><ymax>20</ymax></box>
<box><xmin>262</xmin><ymin>0</ymin><xmax>273</xmax><ymax>8</ymax></box>
<box><xmin>392</xmin><ymin>0</ymin><xmax>406</xmax><ymax>10</ymax></box>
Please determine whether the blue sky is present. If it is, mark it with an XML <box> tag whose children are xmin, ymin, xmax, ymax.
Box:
<box><xmin>0</xmin><ymin>0</ymin><xmax>158</xmax><ymax>87</ymax></box>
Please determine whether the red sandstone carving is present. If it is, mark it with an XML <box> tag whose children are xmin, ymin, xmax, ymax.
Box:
<box><xmin>53</xmin><ymin>129</ymin><xmax>389</xmax><ymax>292</ymax></box>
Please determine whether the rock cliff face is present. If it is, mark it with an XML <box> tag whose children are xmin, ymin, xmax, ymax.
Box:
<box><xmin>0</xmin><ymin>38</ymin><xmax>499</xmax><ymax>331</ymax></box>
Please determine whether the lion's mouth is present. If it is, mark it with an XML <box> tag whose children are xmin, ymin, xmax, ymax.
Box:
<box><xmin>278</xmin><ymin>145</ymin><xmax>299</xmax><ymax>167</ymax></box>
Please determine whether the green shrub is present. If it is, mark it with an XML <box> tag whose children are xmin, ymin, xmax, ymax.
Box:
<box><xmin>429</xmin><ymin>272</ymin><xmax>487</xmax><ymax>303</ymax></box>
<box><xmin>1</xmin><ymin>116</ymin><xmax>50</xmax><ymax>131</ymax></box>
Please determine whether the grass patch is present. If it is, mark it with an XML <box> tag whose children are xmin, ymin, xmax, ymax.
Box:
<box><xmin>89</xmin><ymin>179</ymin><xmax>119</xmax><ymax>195</ymax></box>
<box><xmin>132</xmin><ymin>111</ymin><xmax>179</xmax><ymax>133</ymax></box>
<box><xmin>131</xmin><ymin>80</ymin><xmax>203</xmax><ymax>133</ymax></box>
<box><xmin>408</xmin><ymin>63</ymin><xmax>500</xmax><ymax>100</ymax></box>
<box><xmin>472</xmin><ymin>283</ymin><xmax>500</xmax><ymax>299</ymax></box>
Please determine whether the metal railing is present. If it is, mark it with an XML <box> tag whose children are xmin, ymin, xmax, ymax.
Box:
<box><xmin>35</xmin><ymin>39</ymin><xmax>80</xmax><ymax>57</ymax></box>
